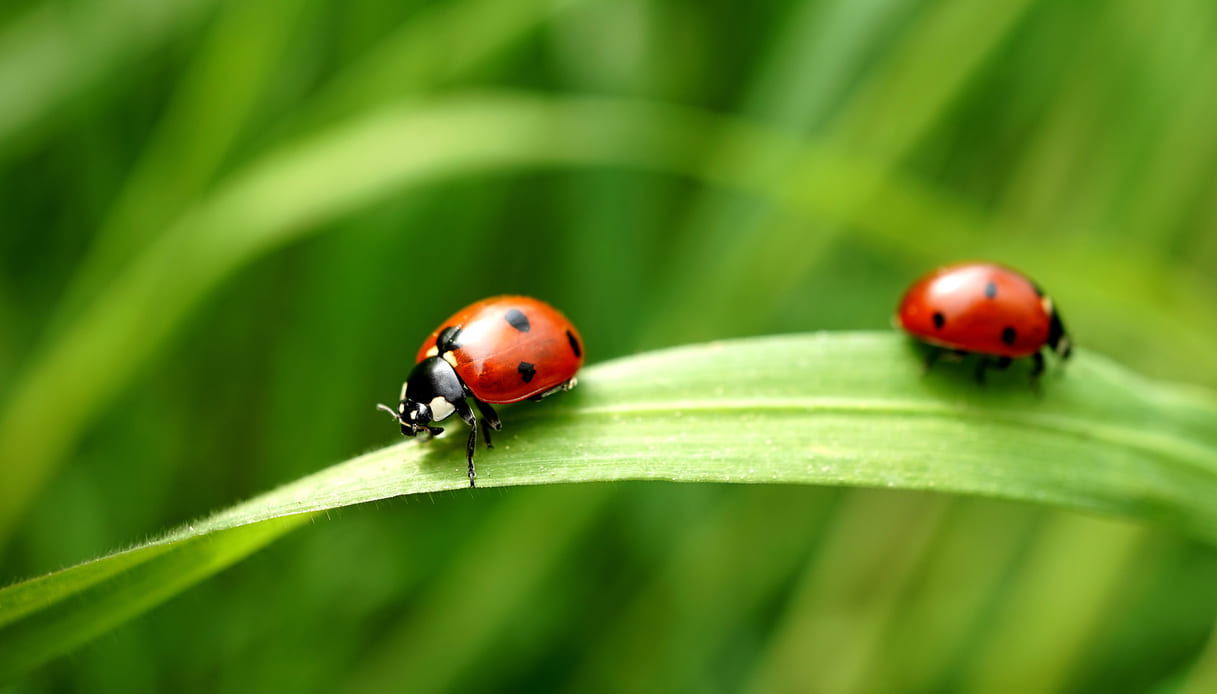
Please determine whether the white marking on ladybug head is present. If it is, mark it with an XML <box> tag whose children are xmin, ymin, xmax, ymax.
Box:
<box><xmin>1056</xmin><ymin>335</ymin><xmax>1073</xmax><ymax>358</ymax></box>
<box><xmin>442</xmin><ymin>351</ymin><xmax>459</xmax><ymax>368</ymax></box>
<box><xmin>1040</xmin><ymin>296</ymin><xmax>1054</xmax><ymax>315</ymax></box>
<box><xmin>428</xmin><ymin>396</ymin><xmax>455</xmax><ymax>422</ymax></box>
<box><xmin>424</xmin><ymin>345</ymin><xmax>439</xmax><ymax>358</ymax></box>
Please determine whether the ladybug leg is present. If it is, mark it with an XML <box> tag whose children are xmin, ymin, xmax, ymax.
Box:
<box><xmin>473</xmin><ymin>398</ymin><xmax>502</xmax><ymax>449</ymax></box>
<box><xmin>975</xmin><ymin>356</ymin><xmax>1012</xmax><ymax>384</ymax></box>
<box><xmin>922</xmin><ymin>347</ymin><xmax>943</xmax><ymax>374</ymax></box>
<box><xmin>1030</xmin><ymin>351</ymin><xmax>1045</xmax><ymax>379</ymax></box>
<box><xmin>974</xmin><ymin>357</ymin><xmax>990</xmax><ymax>384</ymax></box>
<box><xmin>453</xmin><ymin>399</ymin><xmax>480</xmax><ymax>487</ymax></box>
<box><xmin>533</xmin><ymin>377</ymin><xmax>578</xmax><ymax>400</ymax></box>
<box><xmin>474</xmin><ymin>398</ymin><xmax>502</xmax><ymax>431</ymax></box>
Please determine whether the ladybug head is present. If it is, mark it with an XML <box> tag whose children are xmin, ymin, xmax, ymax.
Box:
<box><xmin>1046</xmin><ymin>305</ymin><xmax>1072</xmax><ymax>360</ymax></box>
<box><xmin>376</xmin><ymin>400</ymin><xmax>444</xmax><ymax>438</ymax></box>
<box><xmin>377</xmin><ymin>357</ymin><xmax>465</xmax><ymax>439</ymax></box>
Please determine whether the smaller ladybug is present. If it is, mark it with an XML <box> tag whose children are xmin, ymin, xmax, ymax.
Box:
<box><xmin>896</xmin><ymin>262</ymin><xmax>1071</xmax><ymax>381</ymax></box>
<box><xmin>378</xmin><ymin>296</ymin><xmax>584</xmax><ymax>487</ymax></box>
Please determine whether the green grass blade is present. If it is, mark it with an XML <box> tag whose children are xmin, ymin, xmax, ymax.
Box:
<box><xmin>1178</xmin><ymin>619</ymin><xmax>1217</xmax><ymax>694</ymax></box>
<box><xmin>51</xmin><ymin>0</ymin><xmax>318</xmax><ymax>323</ymax></box>
<box><xmin>959</xmin><ymin>515</ymin><xmax>1148</xmax><ymax>693</ymax></box>
<box><xmin>643</xmin><ymin>0</ymin><xmax>911</xmax><ymax>344</ymax></box>
<box><xmin>344</xmin><ymin>486</ymin><xmax>613</xmax><ymax>694</ymax></box>
<box><xmin>2</xmin><ymin>332</ymin><xmax>1216</xmax><ymax>680</ymax></box>
<box><xmin>0</xmin><ymin>0</ymin><xmax>215</xmax><ymax>163</ymax></box>
<box><xmin>745</xmin><ymin>493</ymin><xmax>948</xmax><ymax>694</ymax></box>
<box><xmin>564</xmin><ymin>487</ymin><xmax>834</xmax><ymax>692</ymax></box>
<box><xmin>867</xmin><ymin>500</ymin><xmax>1038</xmax><ymax>692</ymax></box>
<box><xmin>307</xmin><ymin>0</ymin><xmax>591</xmax><ymax>126</ymax></box>
<box><xmin>53</xmin><ymin>0</ymin><xmax>578</xmax><ymax>326</ymax></box>
<box><xmin>0</xmin><ymin>516</ymin><xmax>311</xmax><ymax>684</ymax></box>
<box><xmin>830</xmin><ymin>0</ymin><xmax>1039</xmax><ymax>158</ymax></box>
<box><xmin>4</xmin><ymin>91</ymin><xmax>1217</xmax><ymax>545</ymax></box>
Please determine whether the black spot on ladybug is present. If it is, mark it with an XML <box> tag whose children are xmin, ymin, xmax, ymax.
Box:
<box><xmin>932</xmin><ymin>312</ymin><xmax>945</xmax><ymax>329</ymax></box>
<box><xmin>1002</xmin><ymin>326</ymin><xmax>1017</xmax><ymax>345</ymax></box>
<box><xmin>566</xmin><ymin>330</ymin><xmax>581</xmax><ymax>358</ymax></box>
<box><xmin>985</xmin><ymin>281</ymin><xmax>998</xmax><ymax>299</ymax></box>
<box><xmin>437</xmin><ymin>326</ymin><xmax>462</xmax><ymax>354</ymax></box>
<box><xmin>518</xmin><ymin>361</ymin><xmax>536</xmax><ymax>383</ymax></box>
<box><xmin>504</xmin><ymin>309</ymin><xmax>530</xmax><ymax>332</ymax></box>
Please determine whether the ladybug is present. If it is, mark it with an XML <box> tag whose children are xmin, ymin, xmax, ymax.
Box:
<box><xmin>377</xmin><ymin>295</ymin><xmax>584</xmax><ymax>487</ymax></box>
<box><xmin>896</xmin><ymin>262</ymin><xmax>1072</xmax><ymax>381</ymax></box>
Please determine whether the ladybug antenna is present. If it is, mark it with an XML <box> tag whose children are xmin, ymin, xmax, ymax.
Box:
<box><xmin>376</xmin><ymin>403</ymin><xmax>401</xmax><ymax>422</ymax></box>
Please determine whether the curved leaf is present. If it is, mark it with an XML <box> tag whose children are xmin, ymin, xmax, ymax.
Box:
<box><xmin>5</xmin><ymin>91</ymin><xmax>1217</xmax><ymax>544</ymax></box>
<box><xmin>1</xmin><ymin>332</ymin><xmax>1215</xmax><ymax>680</ymax></box>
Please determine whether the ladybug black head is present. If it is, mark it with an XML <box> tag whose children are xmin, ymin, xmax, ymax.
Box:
<box><xmin>403</xmin><ymin>400</ymin><xmax>435</xmax><ymax>436</ymax></box>
<box><xmin>377</xmin><ymin>356</ymin><xmax>466</xmax><ymax>438</ymax></box>
<box><xmin>1046</xmin><ymin>305</ymin><xmax>1072</xmax><ymax>360</ymax></box>
<box><xmin>375</xmin><ymin>400</ymin><xmax>441</xmax><ymax>437</ymax></box>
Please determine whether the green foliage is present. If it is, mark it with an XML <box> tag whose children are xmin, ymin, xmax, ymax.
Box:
<box><xmin>2</xmin><ymin>0</ymin><xmax>1217</xmax><ymax>690</ymax></box>
<box><xmin>3</xmin><ymin>334</ymin><xmax>1216</xmax><ymax>682</ymax></box>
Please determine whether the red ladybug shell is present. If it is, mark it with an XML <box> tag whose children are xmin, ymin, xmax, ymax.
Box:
<box><xmin>415</xmin><ymin>296</ymin><xmax>584</xmax><ymax>403</ymax></box>
<box><xmin>897</xmin><ymin>263</ymin><xmax>1052</xmax><ymax>358</ymax></box>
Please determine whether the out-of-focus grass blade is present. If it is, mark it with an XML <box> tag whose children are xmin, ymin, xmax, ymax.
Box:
<box><xmin>344</xmin><ymin>486</ymin><xmax>614</xmax><ymax>694</ymax></box>
<box><xmin>1178</xmin><ymin>619</ymin><xmax>1217</xmax><ymax>694</ymax></box>
<box><xmin>307</xmin><ymin>0</ymin><xmax>590</xmax><ymax>126</ymax></box>
<box><xmin>52</xmin><ymin>0</ymin><xmax>317</xmax><ymax>323</ymax></box>
<box><xmin>563</xmin><ymin>487</ymin><xmax>834</xmax><ymax>692</ymax></box>
<box><xmin>745</xmin><ymin>493</ymin><xmax>947</xmax><ymax>694</ymax></box>
<box><xmin>55</xmin><ymin>0</ymin><xmax>582</xmax><ymax>323</ymax></box>
<box><xmin>2</xmin><ymin>333</ymin><xmax>1216</xmax><ymax>680</ymax></box>
<box><xmin>830</xmin><ymin>0</ymin><xmax>1038</xmax><ymax>158</ymax></box>
<box><xmin>4</xmin><ymin>92</ymin><xmax>1217</xmax><ymax>545</ymax></box>
<box><xmin>0</xmin><ymin>0</ymin><xmax>215</xmax><ymax>163</ymax></box>
<box><xmin>959</xmin><ymin>515</ymin><xmax>1149</xmax><ymax>692</ymax></box>
<box><xmin>865</xmin><ymin>501</ymin><xmax>1038</xmax><ymax>692</ymax></box>
<box><xmin>643</xmin><ymin>0</ymin><xmax>913</xmax><ymax>344</ymax></box>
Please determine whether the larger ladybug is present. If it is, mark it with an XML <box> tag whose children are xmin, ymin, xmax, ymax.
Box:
<box><xmin>896</xmin><ymin>262</ymin><xmax>1071</xmax><ymax>381</ymax></box>
<box><xmin>378</xmin><ymin>296</ymin><xmax>584</xmax><ymax>486</ymax></box>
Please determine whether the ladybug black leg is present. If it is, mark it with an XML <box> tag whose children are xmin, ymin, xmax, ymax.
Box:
<box><xmin>1030</xmin><ymin>351</ymin><xmax>1045</xmax><ymax>379</ymax></box>
<box><xmin>473</xmin><ymin>398</ymin><xmax>502</xmax><ymax>450</ymax></box>
<box><xmin>922</xmin><ymin>347</ymin><xmax>943</xmax><ymax>374</ymax></box>
<box><xmin>975</xmin><ymin>356</ymin><xmax>1012</xmax><ymax>384</ymax></box>
<box><xmin>974</xmin><ymin>357</ymin><xmax>990</xmax><ymax>384</ymax></box>
<box><xmin>465</xmin><ymin>424</ymin><xmax>478</xmax><ymax>487</ymax></box>
<box><xmin>454</xmin><ymin>399</ymin><xmax>480</xmax><ymax>487</ymax></box>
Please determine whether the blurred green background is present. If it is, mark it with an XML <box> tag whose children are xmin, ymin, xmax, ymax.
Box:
<box><xmin>3</xmin><ymin>0</ymin><xmax>1217</xmax><ymax>691</ymax></box>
